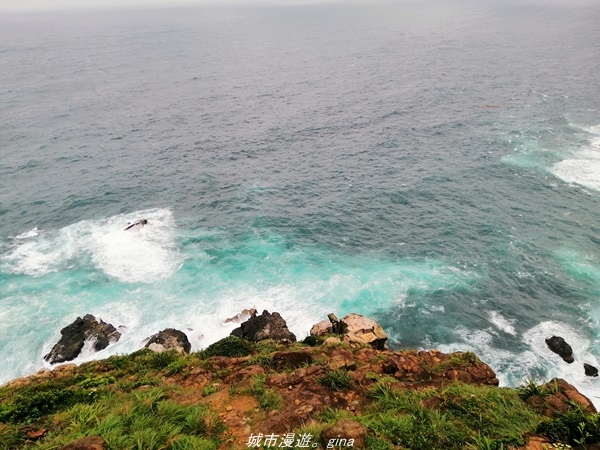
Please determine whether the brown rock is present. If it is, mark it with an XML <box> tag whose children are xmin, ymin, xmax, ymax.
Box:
<box><xmin>321</xmin><ymin>419</ymin><xmax>368</xmax><ymax>449</ymax></box>
<box><xmin>58</xmin><ymin>436</ymin><xmax>108</xmax><ymax>450</ymax></box>
<box><xmin>340</xmin><ymin>313</ymin><xmax>388</xmax><ymax>350</ymax></box>
<box><xmin>310</xmin><ymin>319</ymin><xmax>333</xmax><ymax>337</ymax></box>
<box><xmin>323</xmin><ymin>337</ymin><xmax>341</xmax><ymax>346</ymax></box>
<box><xmin>272</xmin><ymin>351</ymin><xmax>313</xmax><ymax>370</ymax></box>
<box><xmin>144</xmin><ymin>328</ymin><xmax>191</xmax><ymax>354</ymax></box>
<box><xmin>521</xmin><ymin>434</ymin><xmax>555</xmax><ymax>450</ymax></box>
<box><xmin>225</xmin><ymin>308</ymin><xmax>257</xmax><ymax>324</ymax></box>
<box><xmin>27</xmin><ymin>428</ymin><xmax>47</xmax><ymax>440</ymax></box>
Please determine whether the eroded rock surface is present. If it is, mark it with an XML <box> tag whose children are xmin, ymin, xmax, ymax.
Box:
<box><xmin>44</xmin><ymin>315</ymin><xmax>121</xmax><ymax>364</ymax></box>
<box><xmin>231</xmin><ymin>310</ymin><xmax>296</xmax><ymax>343</ymax></box>
<box><xmin>144</xmin><ymin>328</ymin><xmax>191</xmax><ymax>354</ymax></box>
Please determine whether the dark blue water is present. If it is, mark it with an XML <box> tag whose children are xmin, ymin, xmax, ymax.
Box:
<box><xmin>1</xmin><ymin>0</ymin><xmax>599</xmax><ymax>401</ymax></box>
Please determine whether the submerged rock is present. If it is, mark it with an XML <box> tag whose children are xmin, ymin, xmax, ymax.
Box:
<box><xmin>584</xmin><ymin>363</ymin><xmax>599</xmax><ymax>377</ymax></box>
<box><xmin>144</xmin><ymin>328</ymin><xmax>191</xmax><ymax>354</ymax></box>
<box><xmin>231</xmin><ymin>310</ymin><xmax>296</xmax><ymax>343</ymax></box>
<box><xmin>44</xmin><ymin>315</ymin><xmax>121</xmax><ymax>364</ymax></box>
<box><xmin>545</xmin><ymin>336</ymin><xmax>574</xmax><ymax>363</ymax></box>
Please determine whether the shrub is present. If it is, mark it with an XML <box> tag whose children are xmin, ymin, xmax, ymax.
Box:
<box><xmin>536</xmin><ymin>409</ymin><xmax>600</xmax><ymax>445</ymax></box>
<box><xmin>201</xmin><ymin>336</ymin><xmax>255</xmax><ymax>358</ymax></box>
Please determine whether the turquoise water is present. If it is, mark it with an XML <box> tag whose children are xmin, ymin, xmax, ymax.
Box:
<box><xmin>1</xmin><ymin>0</ymin><xmax>600</xmax><ymax>403</ymax></box>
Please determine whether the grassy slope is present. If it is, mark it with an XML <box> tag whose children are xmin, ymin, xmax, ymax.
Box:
<box><xmin>0</xmin><ymin>337</ymin><xmax>598</xmax><ymax>450</ymax></box>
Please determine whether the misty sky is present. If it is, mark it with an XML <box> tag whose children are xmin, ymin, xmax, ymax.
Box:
<box><xmin>0</xmin><ymin>0</ymin><xmax>335</xmax><ymax>12</ymax></box>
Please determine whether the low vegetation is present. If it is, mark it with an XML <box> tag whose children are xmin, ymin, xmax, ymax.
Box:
<box><xmin>1</xmin><ymin>338</ymin><xmax>599</xmax><ymax>449</ymax></box>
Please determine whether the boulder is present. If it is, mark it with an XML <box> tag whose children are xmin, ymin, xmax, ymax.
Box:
<box><xmin>340</xmin><ymin>313</ymin><xmax>388</xmax><ymax>350</ymax></box>
<box><xmin>44</xmin><ymin>315</ymin><xmax>121</xmax><ymax>364</ymax></box>
<box><xmin>310</xmin><ymin>319</ymin><xmax>333</xmax><ymax>337</ymax></box>
<box><xmin>231</xmin><ymin>310</ymin><xmax>296</xmax><ymax>343</ymax></box>
<box><xmin>321</xmin><ymin>419</ymin><xmax>368</xmax><ymax>449</ymax></box>
<box><xmin>225</xmin><ymin>308</ymin><xmax>257</xmax><ymax>324</ymax></box>
<box><xmin>584</xmin><ymin>363</ymin><xmax>599</xmax><ymax>377</ymax></box>
<box><xmin>545</xmin><ymin>336</ymin><xmax>574</xmax><ymax>363</ymax></box>
<box><xmin>525</xmin><ymin>378</ymin><xmax>596</xmax><ymax>417</ymax></box>
<box><xmin>144</xmin><ymin>328</ymin><xmax>191</xmax><ymax>354</ymax></box>
<box><xmin>58</xmin><ymin>436</ymin><xmax>108</xmax><ymax>450</ymax></box>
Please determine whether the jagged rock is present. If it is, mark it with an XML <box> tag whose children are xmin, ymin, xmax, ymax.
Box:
<box><xmin>231</xmin><ymin>310</ymin><xmax>296</xmax><ymax>343</ymax></box>
<box><xmin>144</xmin><ymin>328</ymin><xmax>191</xmax><ymax>354</ymax></box>
<box><xmin>525</xmin><ymin>378</ymin><xmax>596</xmax><ymax>418</ymax></box>
<box><xmin>584</xmin><ymin>363</ymin><xmax>599</xmax><ymax>377</ymax></box>
<box><xmin>310</xmin><ymin>319</ymin><xmax>333</xmax><ymax>337</ymax></box>
<box><xmin>225</xmin><ymin>308</ymin><xmax>257</xmax><ymax>324</ymax></box>
<box><xmin>545</xmin><ymin>336</ymin><xmax>574</xmax><ymax>363</ymax></box>
<box><xmin>321</xmin><ymin>419</ymin><xmax>368</xmax><ymax>449</ymax></box>
<box><xmin>339</xmin><ymin>313</ymin><xmax>388</xmax><ymax>350</ymax></box>
<box><xmin>44</xmin><ymin>315</ymin><xmax>121</xmax><ymax>364</ymax></box>
<box><xmin>58</xmin><ymin>436</ymin><xmax>108</xmax><ymax>450</ymax></box>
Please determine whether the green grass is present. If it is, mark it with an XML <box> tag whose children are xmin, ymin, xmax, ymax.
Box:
<box><xmin>26</xmin><ymin>387</ymin><xmax>224</xmax><ymax>450</ymax></box>
<box><xmin>363</xmin><ymin>382</ymin><xmax>541</xmax><ymax>450</ymax></box>
<box><xmin>319</xmin><ymin>370</ymin><xmax>354</xmax><ymax>391</ymax></box>
<box><xmin>200</xmin><ymin>336</ymin><xmax>255</xmax><ymax>358</ymax></box>
<box><xmin>246</xmin><ymin>374</ymin><xmax>282</xmax><ymax>411</ymax></box>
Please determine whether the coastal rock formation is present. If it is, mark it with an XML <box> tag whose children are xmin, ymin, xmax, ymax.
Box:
<box><xmin>44</xmin><ymin>315</ymin><xmax>121</xmax><ymax>364</ymax></box>
<box><xmin>524</xmin><ymin>378</ymin><xmax>596</xmax><ymax>417</ymax></box>
<box><xmin>545</xmin><ymin>336</ymin><xmax>574</xmax><ymax>363</ymax></box>
<box><xmin>225</xmin><ymin>308</ymin><xmax>257</xmax><ymax>324</ymax></box>
<box><xmin>231</xmin><ymin>310</ymin><xmax>296</xmax><ymax>343</ymax></box>
<box><xmin>584</xmin><ymin>363</ymin><xmax>599</xmax><ymax>377</ymax></box>
<box><xmin>144</xmin><ymin>328</ymin><xmax>191</xmax><ymax>354</ymax></box>
<box><xmin>340</xmin><ymin>313</ymin><xmax>388</xmax><ymax>350</ymax></box>
<box><xmin>309</xmin><ymin>319</ymin><xmax>333</xmax><ymax>337</ymax></box>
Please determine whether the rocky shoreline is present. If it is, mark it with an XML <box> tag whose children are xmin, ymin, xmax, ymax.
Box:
<box><xmin>2</xmin><ymin>311</ymin><xmax>600</xmax><ymax>449</ymax></box>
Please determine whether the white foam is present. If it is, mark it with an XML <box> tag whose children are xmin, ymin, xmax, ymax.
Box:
<box><xmin>16</xmin><ymin>227</ymin><xmax>39</xmax><ymax>239</ymax></box>
<box><xmin>522</xmin><ymin>321</ymin><xmax>600</xmax><ymax>407</ymax></box>
<box><xmin>433</xmin><ymin>321</ymin><xmax>600</xmax><ymax>409</ymax></box>
<box><xmin>551</xmin><ymin>131</ymin><xmax>600</xmax><ymax>192</ymax></box>
<box><xmin>2</xmin><ymin>209</ymin><xmax>183</xmax><ymax>283</ymax></box>
<box><xmin>488</xmin><ymin>311</ymin><xmax>517</xmax><ymax>336</ymax></box>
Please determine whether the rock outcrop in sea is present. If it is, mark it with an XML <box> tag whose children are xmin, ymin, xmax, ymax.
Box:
<box><xmin>143</xmin><ymin>328</ymin><xmax>191</xmax><ymax>354</ymax></box>
<box><xmin>311</xmin><ymin>312</ymin><xmax>389</xmax><ymax>350</ymax></box>
<box><xmin>230</xmin><ymin>310</ymin><xmax>296</xmax><ymax>343</ymax></box>
<box><xmin>545</xmin><ymin>335</ymin><xmax>574</xmax><ymax>363</ymax></box>
<box><xmin>44</xmin><ymin>314</ymin><xmax>121</xmax><ymax>364</ymax></box>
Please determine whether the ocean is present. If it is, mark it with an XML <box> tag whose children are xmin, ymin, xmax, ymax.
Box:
<box><xmin>1</xmin><ymin>0</ymin><xmax>600</xmax><ymax>404</ymax></box>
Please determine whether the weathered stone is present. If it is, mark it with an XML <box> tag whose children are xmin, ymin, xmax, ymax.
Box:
<box><xmin>44</xmin><ymin>315</ymin><xmax>121</xmax><ymax>364</ymax></box>
<box><xmin>144</xmin><ymin>328</ymin><xmax>191</xmax><ymax>354</ymax></box>
<box><xmin>225</xmin><ymin>308</ymin><xmax>257</xmax><ymax>324</ymax></box>
<box><xmin>310</xmin><ymin>319</ymin><xmax>333</xmax><ymax>337</ymax></box>
<box><xmin>323</xmin><ymin>337</ymin><xmax>341</xmax><ymax>346</ymax></box>
<box><xmin>526</xmin><ymin>378</ymin><xmax>596</xmax><ymax>418</ymax></box>
<box><xmin>339</xmin><ymin>313</ymin><xmax>388</xmax><ymax>350</ymax></box>
<box><xmin>584</xmin><ymin>363</ymin><xmax>599</xmax><ymax>377</ymax></box>
<box><xmin>272</xmin><ymin>351</ymin><xmax>313</xmax><ymax>370</ymax></box>
<box><xmin>231</xmin><ymin>310</ymin><xmax>296</xmax><ymax>343</ymax></box>
<box><xmin>545</xmin><ymin>336</ymin><xmax>574</xmax><ymax>363</ymax></box>
<box><xmin>321</xmin><ymin>419</ymin><xmax>368</xmax><ymax>449</ymax></box>
<box><xmin>520</xmin><ymin>433</ymin><xmax>554</xmax><ymax>450</ymax></box>
<box><xmin>58</xmin><ymin>436</ymin><xmax>108</xmax><ymax>450</ymax></box>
